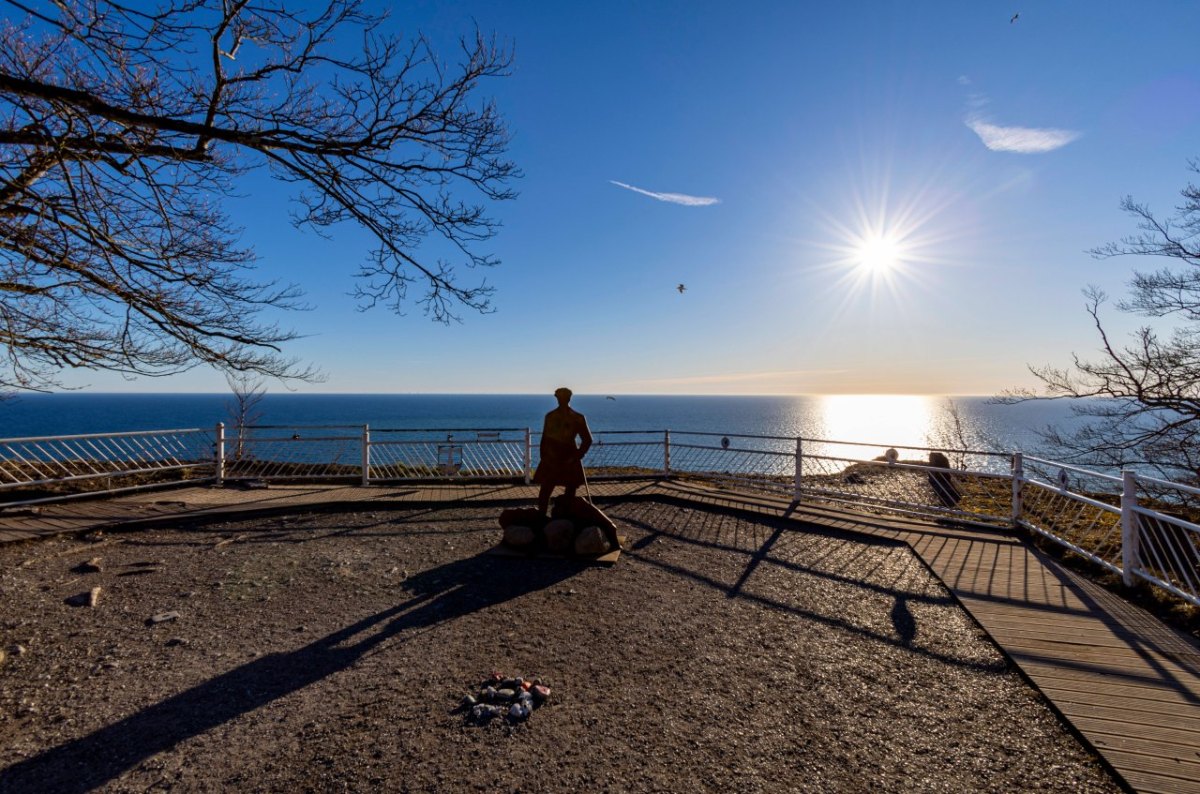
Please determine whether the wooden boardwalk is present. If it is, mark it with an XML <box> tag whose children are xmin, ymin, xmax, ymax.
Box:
<box><xmin>3</xmin><ymin>479</ymin><xmax>1198</xmax><ymax>793</ymax></box>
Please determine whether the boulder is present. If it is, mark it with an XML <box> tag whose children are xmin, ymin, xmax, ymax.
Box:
<box><xmin>502</xmin><ymin>525</ymin><xmax>535</xmax><ymax>547</ymax></box>
<box><xmin>499</xmin><ymin>508</ymin><xmax>546</xmax><ymax>531</ymax></box>
<box><xmin>567</xmin><ymin>498</ymin><xmax>620</xmax><ymax>550</ymax></box>
<box><xmin>574</xmin><ymin>526</ymin><xmax>610</xmax><ymax>556</ymax></box>
<box><xmin>926</xmin><ymin>452</ymin><xmax>962</xmax><ymax>507</ymax></box>
<box><xmin>543</xmin><ymin>519</ymin><xmax>576</xmax><ymax>554</ymax></box>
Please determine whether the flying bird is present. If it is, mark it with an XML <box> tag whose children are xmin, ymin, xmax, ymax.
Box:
<box><xmin>1010</xmin><ymin>12</ymin><xmax>1019</xmax><ymax>23</ymax></box>
<box><xmin>677</xmin><ymin>284</ymin><xmax>687</xmax><ymax>294</ymax></box>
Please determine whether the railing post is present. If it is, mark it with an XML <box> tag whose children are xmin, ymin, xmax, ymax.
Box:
<box><xmin>793</xmin><ymin>437</ymin><xmax>803</xmax><ymax>502</ymax></box>
<box><xmin>1120</xmin><ymin>470</ymin><xmax>1140</xmax><ymax>587</ymax></box>
<box><xmin>523</xmin><ymin>428</ymin><xmax>532</xmax><ymax>484</ymax></box>
<box><xmin>215</xmin><ymin>422</ymin><xmax>225</xmax><ymax>485</ymax></box>
<box><xmin>663</xmin><ymin>430</ymin><xmax>671</xmax><ymax>477</ymax></box>
<box><xmin>361</xmin><ymin>424</ymin><xmax>370</xmax><ymax>486</ymax></box>
<box><xmin>1010</xmin><ymin>452</ymin><xmax>1023</xmax><ymax>526</ymax></box>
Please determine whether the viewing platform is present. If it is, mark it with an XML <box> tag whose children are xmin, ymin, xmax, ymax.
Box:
<box><xmin>2</xmin><ymin>477</ymin><xmax>1197</xmax><ymax>793</ymax></box>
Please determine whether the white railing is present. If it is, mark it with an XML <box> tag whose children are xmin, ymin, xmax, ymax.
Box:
<box><xmin>1</xmin><ymin>422</ymin><xmax>1196</xmax><ymax>607</ymax></box>
<box><xmin>570</xmin><ymin>430</ymin><xmax>668</xmax><ymax>479</ymax></box>
<box><xmin>1012</xmin><ymin>455</ymin><xmax>1200</xmax><ymax>606</ymax></box>
<box><xmin>0</xmin><ymin>428</ymin><xmax>214</xmax><ymax>504</ymax></box>
<box><xmin>367</xmin><ymin>427</ymin><xmax>529</xmax><ymax>482</ymax></box>
<box><xmin>220</xmin><ymin>424</ymin><xmax>363</xmax><ymax>482</ymax></box>
<box><xmin>667</xmin><ymin>431</ymin><xmax>1016</xmax><ymax>525</ymax></box>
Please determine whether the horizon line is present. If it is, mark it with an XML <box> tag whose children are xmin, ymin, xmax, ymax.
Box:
<box><xmin>19</xmin><ymin>390</ymin><xmax>1019</xmax><ymax>398</ymax></box>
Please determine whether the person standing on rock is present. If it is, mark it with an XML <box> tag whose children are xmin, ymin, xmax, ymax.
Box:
<box><xmin>535</xmin><ymin>387</ymin><xmax>592</xmax><ymax>516</ymax></box>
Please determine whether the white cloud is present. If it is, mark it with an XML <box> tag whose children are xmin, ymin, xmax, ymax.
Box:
<box><xmin>966</xmin><ymin>117</ymin><xmax>1081</xmax><ymax>153</ymax></box>
<box><xmin>610</xmin><ymin>180</ymin><xmax>719</xmax><ymax>206</ymax></box>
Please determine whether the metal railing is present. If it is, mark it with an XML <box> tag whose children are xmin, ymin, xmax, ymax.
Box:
<box><xmin>368</xmin><ymin>428</ymin><xmax>529</xmax><ymax>482</ymax></box>
<box><xmin>0</xmin><ymin>428</ymin><xmax>214</xmax><ymax>504</ymax></box>
<box><xmin>1012</xmin><ymin>455</ymin><xmax>1200</xmax><ymax>606</ymax></box>
<box><xmin>1</xmin><ymin>422</ymin><xmax>1197</xmax><ymax>607</ymax></box>
<box><xmin>219</xmin><ymin>424</ymin><xmax>363</xmax><ymax>481</ymax></box>
<box><xmin>667</xmin><ymin>431</ymin><xmax>1016</xmax><ymax>526</ymax></box>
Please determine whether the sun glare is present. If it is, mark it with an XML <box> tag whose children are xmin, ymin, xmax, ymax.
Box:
<box><xmin>855</xmin><ymin>235</ymin><xmax>902</xmax><ymax>273</ymax></box>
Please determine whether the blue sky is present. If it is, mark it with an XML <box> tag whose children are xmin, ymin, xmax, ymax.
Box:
<box><xmin>60</xmin><ymin>1</ymin><xmax>1200</xmax><ymax>395</ymax></box>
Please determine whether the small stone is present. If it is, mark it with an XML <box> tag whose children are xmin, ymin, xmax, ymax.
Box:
<box><xmin>0</xmin><ymin>649</ymin><xmax>6</xmax><ymax>667</ymax></box>
<box><xmin>532</xmin><ymin>684</ymin><xmax>551</xmax><ymax>703</ymax></box>
<box><xmin>178</xmin><ymin>591</ymin><xmax>197</xmax><ymax>598</ymax></box>
<box><xmin>500</xmin><ymin>677</ymin><xmax>522</xmax><ymax>689</ymax></box>
<box><xmin>459</xmin><ymin>694</ymin><xmax>477</xmax><ymax>711</ymax></box>
<box><xmin>495</xmin><ymin>688</ymin><xmax>516</xmax><ymax>702</ymax></box>
<box><xmin>147</xmin><ymin>611</ymin><xmax>180</xmax><ymax>626</ymax></box>
<box><xmin>88</xmin><ymin>586</ymin><xmax>102</xmax><ymax>607</ymax></box>
<box><xmin>470</xmin><ymin>703</ymin><xmax>501</xmax><ymax>723</ymax></box>
<box><xmin>508</xmin><ymin>702</ymin><xmax>530</xmax><ymax>721</ymax></box>
<box><xmin>10</xmin><ymin>644</ymin><xmax>27</xmax><ymax>656</ymax></box>
<box><xmin>165</xmin><ymin>637</ymin><xmax>190</xmax><ymax>648</ymax></box>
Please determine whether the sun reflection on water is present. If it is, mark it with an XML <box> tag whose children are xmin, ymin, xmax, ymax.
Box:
<box><xmin>814</xmin><ymin>394</ymin><xmax>938</xmax><ymax>461</ymax></box>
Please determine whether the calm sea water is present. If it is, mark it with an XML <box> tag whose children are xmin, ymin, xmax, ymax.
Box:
<box><xmin>0</xmin><ymin>393</ymin><xmax>1076</xmax><ymax>458</ymax></box>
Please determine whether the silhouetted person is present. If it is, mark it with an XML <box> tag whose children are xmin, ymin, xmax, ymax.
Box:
<box><xmin>927</xmin><ymin>451</ymin><xmax>962</xmax><ymax>508</ymax></box>
<box><xmin>535</xmin><ymin>387</ymin><xmax>592</xmax><ymax>515</ymax></box>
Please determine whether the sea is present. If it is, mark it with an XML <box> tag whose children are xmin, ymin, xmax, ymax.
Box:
<box><xmin>0</xmin><ymin>393</ymin><xmax>1079</xmax><ymax>461</ymax></box>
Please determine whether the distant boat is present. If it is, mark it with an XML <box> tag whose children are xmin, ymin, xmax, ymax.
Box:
<box><xmin>606</xmin><ymin>396</ymin><xmax>617</xmax><ymax>400</ymax></box>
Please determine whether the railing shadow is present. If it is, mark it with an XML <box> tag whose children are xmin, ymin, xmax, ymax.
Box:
<box><xmin>0</xmin><ymin>552</ymin><xmax>580</xmax><ymax>794</ymax></box>
<box><xmin>1016</xmin><ymin>546</ymin><xmax>1200</xmax><ymax>701</ymax></box>
<box><xmin>630</xmin><ymin>491</ymin><xmax>1200</xmax><ymax>701</ymax></box>
<box><xmin>610</xmin><ymin>501</ymin><xmax>1000</xmax><ymax>670</ymax></box>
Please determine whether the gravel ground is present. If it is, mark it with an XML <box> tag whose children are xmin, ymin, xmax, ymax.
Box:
<box><xmin>0</xmin><ymin>498</ymin><xmax>1119</xmax><ymax>793</ymax></box>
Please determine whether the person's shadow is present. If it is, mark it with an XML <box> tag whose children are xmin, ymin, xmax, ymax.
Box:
<box><xmin>0</xmin><ymin>553</ymin><xmax>579</xmax><ymax>794</ymax></box>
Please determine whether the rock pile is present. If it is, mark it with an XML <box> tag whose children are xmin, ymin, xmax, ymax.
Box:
<box><xmin>498</xmin><ymin>496</ymin><xmax>621</xmax><ymax>556</ymax></box>
<box><xmin>457</xmin><ymin>672</ymin><xmax>552</xmax><ymax>726</ymax></box>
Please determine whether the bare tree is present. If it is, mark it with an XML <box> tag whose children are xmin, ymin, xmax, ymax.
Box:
<box><xmin>925</xmin><ymin>398</ymin><xmax>972</xmax><ymax>469</ymax></box>
<box><xmin>1001</xmin><ymin>162</ymin><xmax>1200</xmax><ymax>485</ymax></box>
<box><xmin>0</xmin><ymin>1</ymin><xmax>518</xmax><ymax>391</ymax></box>
<box><xmin>225</xmin><ymin>371</ymin><xmax>265</xmax><ymax>462</ymax></box>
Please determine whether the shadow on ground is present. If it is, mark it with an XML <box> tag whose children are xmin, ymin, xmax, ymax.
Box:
<box><xmin>0</xmin><ymin>551</ymin><xmax>579</xmax><ymax>794</ymax></box>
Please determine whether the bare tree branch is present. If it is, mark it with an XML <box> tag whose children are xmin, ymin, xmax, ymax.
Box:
<box><xmin>998</xmin><ymin>163</ymin><xmax>1200</xmax><ymax>484</ymax></box>
<box><xmin>0</xmin><ymin>0</ymin><xmax>519</xmax><ymax>390</ymax></box>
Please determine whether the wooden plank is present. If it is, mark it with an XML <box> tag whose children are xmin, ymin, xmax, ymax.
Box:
<box><xmin>1069</xmin><ymin>715</ymin><xmax>1200</xmax><ymax>749</ymax></box>
<box><xmin>1035</xmin><ymin>675</ymin><xmax>1200</xmax><ymax>707</ymax></box>
<box><xmin>1120</xmin><ymin>769</ymin><xmax>1200</xmax><ymax>794</ymax></box>
<box><xmin>1087</xmin><ymin>747</ymin><xmax>1200</xmax><ymax>793</ymax></box>
<box><xmin>977</xmin><ymin>625</ymin><xmax>1185</xmax><ymax>652</ymax></box>
<box><xmin>1045</xmin><ymin>695</ymin><xmax>1200</xmax><ymax>724</ymax></box>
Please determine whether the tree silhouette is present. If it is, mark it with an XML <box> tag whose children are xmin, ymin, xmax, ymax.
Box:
<box><xmin>1003</xmin><ymin>162</ymin><xmax>1200</xmax><ymax>485</ymax></box>
<box><xmin>0</xmin><ymin>1</ymin><xmax>519</xmax><ymax>390</ymax></box>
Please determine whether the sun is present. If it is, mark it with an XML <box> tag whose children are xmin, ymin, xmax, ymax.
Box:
<box><xmin>855</xmin><ymin>234</ymin><xmax>903</xmax><ymax>273</ymax></box>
